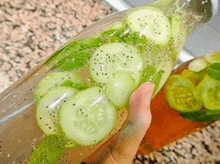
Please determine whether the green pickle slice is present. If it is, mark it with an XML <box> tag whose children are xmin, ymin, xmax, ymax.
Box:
<box><xmin>165</xmin><ymin>75</ymin><xmax>202</xmax><ymax>112</ymax></box>
<box><xmin>181</xmin><ymin>69</ymin><xmax>206</xmax><ymax>85</ymax></box>
<box><xmin>197</xmin><ymin>75</ymin><xmax>220</xmax><ymax>110</ymax></box>
<box><xmin>205</xmin><ymin>52</ymin><xmax>220</xmax><ymax>64</ymax></box>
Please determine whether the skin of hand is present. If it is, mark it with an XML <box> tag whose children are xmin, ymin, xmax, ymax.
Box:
<box><xmin>90</xmin><ymin>82</ymin><xmax>155</xmax><ymax>164</ymax></box>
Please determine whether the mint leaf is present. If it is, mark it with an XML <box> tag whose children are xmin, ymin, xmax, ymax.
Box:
<box><xmin>151</xmin><ymin>70</ymin><xmax>164</xmax><ymax>94</ymax></box>
<box><xmin>46</xmin><ymin>38</ymin><xmax>101</xmax><ymax>71</ymax></box>
<box><xmin>122</xmin><ymin>31</ymin><xmax>147</xmax><ymax>45</ymax></box>
<box><xmin>52</xmin><ymin>50</ymin><xmax>91</xmax><ymax>71</ymax></box>
<box><xmin>73</xmin><ymin>83</ymin><xmax>89</xmax><ymax>90</ymax></box>
<box><xmin>206</xmin><ymin>110</ymin><xmax>220</xmax><ymax>115</ymax></box>
<box><xmin>61</xmin><ymin>81</ymin><xmax>89</xmax><ymax>90</ymax></box>
<box><xmin>100</xmin><ymin>29</ymin><xmax>123</xmax><ymax>43</ymax></box>
<box><xmin>180</xmin><ymin>110</ymin><xmax>220</xmax><ymax>122</ymax></box>
<box><xmin>139</xmin><ymin>66</ymin><xmax>164</xmax><ymax>97</ymax></box>
<box><xmin>207</xmin><ymin>63</ymin><xmax>220</xmax><ymax>81</ymax></box>
<box><xmin>29</xmin><ymin>135</ymin><xmax>66</xmax><ymax>164</ymax></box>
<box><xmin>61</xmin><ymin>80</ymin><xmax>74</xmax><ymax>87</ymax></box>
<box><xmin>140</xmin><ymin>66</ymin><xmax>157</xmax><ymax>84</ymax></box>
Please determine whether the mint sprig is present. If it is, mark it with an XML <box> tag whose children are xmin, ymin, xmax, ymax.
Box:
<box><xmin>207</xmin><ymin>63</ymin><xmax>220</xmax><ymax>81</ymax></box>
<box><xmin>46</xmin><ymin>38</ymin><xmax>101</xmax><ymax>71</ymax></box>
<box><xmin>29</xmin><ymin>135</ymin><xmax>66</xmax><ymax>164</ymax></box>
<box><xmin>180</xmin><ymin>110</ymin><xmax>220</xmax><ymax>122</ymax></box>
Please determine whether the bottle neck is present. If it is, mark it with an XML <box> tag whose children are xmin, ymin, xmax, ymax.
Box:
<box><xmin>180</xmin><ymin>0</ymin><xmax>219</xmax><ymax>23</ymax></box>
<box><xmin>211</xmin><ymin>0</ymin><xmax>219</xmax><ymax>19</ymax></box>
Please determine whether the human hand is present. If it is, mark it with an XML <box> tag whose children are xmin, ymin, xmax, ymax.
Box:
<box><xmin>90</xmin><ymin>82</ymin><xmax>155</xmax><ymax>164</ymax></box>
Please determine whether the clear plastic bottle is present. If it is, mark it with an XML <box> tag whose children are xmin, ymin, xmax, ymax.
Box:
<box><xmin>0</xmin><ymin>0</ymin><xmax>219</xmax><ymax>163</ymax></box>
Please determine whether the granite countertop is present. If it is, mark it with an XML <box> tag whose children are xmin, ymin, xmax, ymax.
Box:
<box><xmin>0</xmin><ymin>0</ymin><xmax>220</xmax><ymax>163</ymax></box>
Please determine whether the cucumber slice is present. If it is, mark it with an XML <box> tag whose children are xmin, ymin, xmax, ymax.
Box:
<box><xmin>165</xmin><ymin>75</ymin><xmax>202</xmax><ymax>112</ymax></box>
<box><xmin>60</xmin><ymin>87</ymin><xmax>117</xmax><ymax>146</ymax></box>
<box><xmin>205</xmin><ymin>52</ymin><xmax>220</xmax><ymax>64</ymax></box>
<box><xmin>182</xmin><ymin>69</ymin><xmax>206</xmax><ymax>85</ymax></box>
<box><xmin>34</xmin><ymin>72</ymin><xmax>83</xmax><ymax>101</ymax></box>
<box><xmin>106</xmin><ymin>73</ymin><xmax>136</xmax><ymax>107</ymax></box>
<box><xmin>89</xmin><ymin>43</ymin><xmax>143</xmax><ymax>86</ymax></box>
<box><xmin>197</xmin><ymin>75</ymin><xmax>220</xmax><ymax>110</ymax></box>
<box><xmin>36</xmin><ymin>87</ymin><xmax>77</xmax><ymax>135</ymax></box>
<box><xmin>126</xmin><ymin>7</ymin><xmax>171</xmax><ymax>45</ymax></box>
<box><xmin>188</xmin><ymin>58</ymin><xmax>207</xmax><ymax>72</ymax></box>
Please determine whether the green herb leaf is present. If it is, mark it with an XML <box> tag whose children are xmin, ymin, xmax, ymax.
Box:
<box><xmin>46</xmin><ymin>38</ymin><xmax>101</xmax><ymax>71</ymax></box>
<box><xmin>139</xmin><ymin>66</ymin><xmax>164</xmax><ymax>97</ymax></box>
<box><xmin>61</xmin><ymin>81</ymin><xmax>89</xmax><ymax>90</ymax></box>
<box><xmin>207</xmin><ymin>63</ymin><xmax>220</xmax><ymax>81</ymax></box>
<box><xmin>140</xmin><ymin>66</ymin><xmax>157</xmax><ymax>84</ymax></box>
<box><xmin>52</xmin><ymin>51</ymin><xmax>91</xmax><ymax>71</ymax></box>
<box><xmin>206</xmin><ymin>110</ymin><xmax>220</xmax><ymax>115</ymax></box>
<box><xmin>151</xmin><ymin>70</ymin><xmax>164</xmax><ymax>96</ymax></box>
<box><xmin>29</xmin><ymin>135</ymin><xmax>66</xmax><ymax>164</ymax></box>
<box><xmin>72</xmin><ymin>83</ymin><xmax>89</xmax><ymax>90</ymax></box>
<box><xmin>100</xmin><ymin>29</ymin><xmax>123</xmax><ymax>43</ymax></box>
<box><xmin>61</xmin><ymin>81</ymin><xmax>74</xmax><ymax>87</ymax></box>
<box><xmin>180</xmin><ymin>110</ymin><xmax>220</xmax><ymax>122</ymax></box>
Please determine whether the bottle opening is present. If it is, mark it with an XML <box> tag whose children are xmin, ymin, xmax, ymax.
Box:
<box><xmin>211</xmin><ymin>0</ymin><xmax>219</xmax><ymax>18</ymax></box>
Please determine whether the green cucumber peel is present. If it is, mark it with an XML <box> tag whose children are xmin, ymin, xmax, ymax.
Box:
<box><xmin>29</xmin><ymin>135</ymin><xmax>66</xmax><ymax>164</ymax></box>
<box><xmin>207</xmin><ymin>63</ymin><xmax>220</xmax><ymax>81</ymax></box>
<box><xmin>180</xmin><ymin>110</ymin><xmax>220</xmax><ymax>122</ymax></box>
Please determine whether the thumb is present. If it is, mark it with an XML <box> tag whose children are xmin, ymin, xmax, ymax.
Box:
<box><xmin>91</xmin><ymin>82</ymin><xmax>154</xmax><ymax>164</ymax></box>
<box><xmin>128</xmin><ymin>82</ymin><xmax>155</xmax><ymax>135</ymax></box>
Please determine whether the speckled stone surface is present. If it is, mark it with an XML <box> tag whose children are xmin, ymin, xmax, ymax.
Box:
<box><xmin>0</xmin><ymin>0</ymin><xmax>220</xmax><ymax>163</ymax></box>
